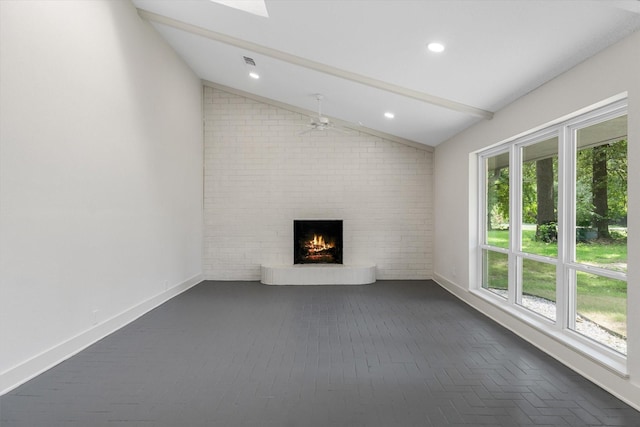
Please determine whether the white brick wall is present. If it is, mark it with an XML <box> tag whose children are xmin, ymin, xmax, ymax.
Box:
<box><xmin>204</xmin><ymin>86</ymin><xmax>433</xmax><ymax>280</ymax></box>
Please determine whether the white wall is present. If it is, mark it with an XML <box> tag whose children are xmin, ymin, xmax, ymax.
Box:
<box><xmin>203</xmin><ymin>87</ymin><xmax>433</xmax><ymax>280</ymax></box>
<box><xmin>434</xmin><ymin>30</ymin><xmax>640</xmax><ymax>409</ymax></box>
<box><xmin>0</xmin><ymin>1</ymin><xmax>203</xmax><ymax>393</ymax></box>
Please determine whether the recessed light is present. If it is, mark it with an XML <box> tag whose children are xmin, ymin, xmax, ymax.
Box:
<box><xmin>249</xmin><ymin>72</ymin><xmax>260</xmax><ymax>79</ymax></box>
<box><xmin>384</xmin><ymin>112</ymin><xmax>395</xmax><ymax>119</ymax></box>
<box><xmin>427</xmin><ymin>42</ymin><xmax>445</xmax><ymax>53</ymax></box>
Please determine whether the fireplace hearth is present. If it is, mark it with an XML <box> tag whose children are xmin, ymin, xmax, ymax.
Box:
<box><xmin>294</xmin><ymin>220</ymin><xmax>343</xmax><ymax>264</ymax></box>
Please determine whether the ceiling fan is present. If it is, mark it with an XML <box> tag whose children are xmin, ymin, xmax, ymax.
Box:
<box><xmin>300</xmin><ymin>94</ymin><xmax>350</xmax><ymax>135</ymax></box>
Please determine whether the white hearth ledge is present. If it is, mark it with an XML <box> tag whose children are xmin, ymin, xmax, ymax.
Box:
<box><xmin>261</xmin><ymin>264</ymin><xmax>376</xmax><ymax>285</ymax></box>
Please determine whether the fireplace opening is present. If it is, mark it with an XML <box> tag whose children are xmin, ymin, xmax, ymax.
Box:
<box><xmin>294</xmin><ymin>220</ymin><xmax>343</xmax><ymax>264</ymax></box>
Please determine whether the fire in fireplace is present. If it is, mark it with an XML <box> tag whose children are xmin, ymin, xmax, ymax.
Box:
<box><xmin>294</xmin><ymin>220</ymin><xmax>343</xmax><ymax>264</ymax></box>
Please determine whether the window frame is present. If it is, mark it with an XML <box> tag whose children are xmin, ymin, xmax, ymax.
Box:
<box><xmin>475</xmin><ymin>97</ymin><xmax>628</xmax><ymax>374</ymax></box>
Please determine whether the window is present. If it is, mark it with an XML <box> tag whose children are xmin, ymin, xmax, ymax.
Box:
<box><xmin>478</xmin><ymin>98</ymin><xmax>628</xmax><ymax>365</ymax></box>
<box><xmin>482</xmin><ymin>151</ymin><xmax>509</xmax><ymax>298</ymax></box>
<box><xmin>518</xmin><ymin>134</ymin><xmax>559</xmax><ymax>321</ymax></box>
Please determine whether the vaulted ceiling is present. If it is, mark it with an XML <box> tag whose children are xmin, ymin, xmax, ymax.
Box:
<box><xmin>132</xmin><ymin>0</ymin><xmax>640</xmax><ymax>147</ymax></box>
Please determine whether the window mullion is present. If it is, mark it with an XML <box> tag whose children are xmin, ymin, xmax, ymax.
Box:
<box><xmin>508</xmin><ymin>145</ymin><xmax>521</xmax><ymax>305</ymax></box>
<box><xmin>477</xmin><ymin>154</ymin><xmax>487</xmax><ymax>289</ymax></box>
<box><xmin>556</xmin><ymin>125</ymin><xmax>571</xmax><ymax>332</ymax></box>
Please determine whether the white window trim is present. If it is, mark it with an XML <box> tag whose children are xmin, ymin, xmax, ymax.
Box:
<box><xmin>475</xmin><ymin>96</ymin><xmax>629</xmax><ymax>376</ymax></box>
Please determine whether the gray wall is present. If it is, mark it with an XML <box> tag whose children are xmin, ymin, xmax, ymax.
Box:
<box><xmin>0</xmin><ymin>1</ymin><xmax>203</xmax><ymax>392</ymax></box>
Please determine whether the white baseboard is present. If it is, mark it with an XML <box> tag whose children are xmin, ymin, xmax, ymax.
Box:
<box><xmin>0</xmin><ymin>274</ymin><xmax>204</xmax><ymax>396</ymax></box>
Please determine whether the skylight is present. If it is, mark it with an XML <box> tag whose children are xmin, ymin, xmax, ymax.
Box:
<box><xmin>209</xmin><ymin>0</ymin><xmax>269</xmax><ymax>18</ymax></box>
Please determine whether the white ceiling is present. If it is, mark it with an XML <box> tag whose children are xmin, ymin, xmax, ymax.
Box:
<box><xmin>132</xmin><ymin>0</ymin><xmax>640</xmax><ymax>147</ymax></box>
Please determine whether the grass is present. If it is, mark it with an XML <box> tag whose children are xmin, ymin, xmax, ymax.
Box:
<box><xmin>485</xmin><ymin>228</ymin><xmax>627</xmax><ymax>338</ymax></box>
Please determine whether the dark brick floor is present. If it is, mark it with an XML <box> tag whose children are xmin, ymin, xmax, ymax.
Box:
<box><xmin>2</xmin><ymin>280</ymin><xmax>639</xmax><ymax>426</ymax></box>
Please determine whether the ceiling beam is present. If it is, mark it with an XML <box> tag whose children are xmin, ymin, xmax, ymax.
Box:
<box><xmin>137</xmin><ymin>9</ymin><xmax>494</xmax><ymax>120</ymax></box>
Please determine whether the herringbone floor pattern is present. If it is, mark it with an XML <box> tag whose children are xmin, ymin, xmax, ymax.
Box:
<box><xmin>2</xmin><ymin>281</ymin><xmax>639</xmax><ymax>426</ymax></box>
